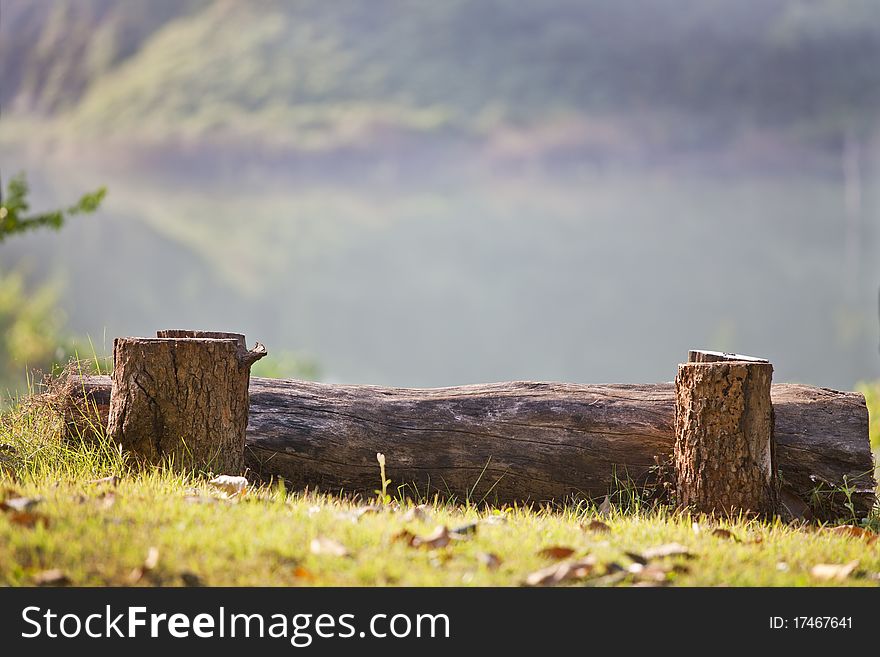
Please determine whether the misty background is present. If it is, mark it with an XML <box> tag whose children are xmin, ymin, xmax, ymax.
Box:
<box><xmin>1</xmin><ymin>0</ymin><xmax>879</xmax><ymax>390</ymax></box>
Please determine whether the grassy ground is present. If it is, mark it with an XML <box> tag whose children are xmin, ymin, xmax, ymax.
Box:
<box><xmin>0</xmin><ymin>394</ymin><xmax>878</xmax><ymax>588</ymax></box>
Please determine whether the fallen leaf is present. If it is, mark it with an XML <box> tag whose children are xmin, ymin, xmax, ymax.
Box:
<box><xmin>825</xmin><ymin>525</ymin><xmax>877</xmax><ymax>543</ymax></box>
<box><xmin>711</xmin><ymin>528</ymin><xmax>739</xmax><ymax>541</ymax></box>
<box><xmin>143</xmin><ymin>546</ymin><xmax>160</xmax><ymax>570</ymax></box>
<box><xmin>477</xmin><ymin>552</ymin><xmax>502</xmax><ymax>570</ymax></box>
<box><xmin>310</xmin><ymin>537</ymin><xmax>349</xmax><ymax>557</ymax></box>
<box><xmin>392</xmin><ymin>529</ymin><xmax>417</xmax><ymax>545</ymax></box>
<box><xmin>538</xmin><ymin>546</ymin><xmax>577</xmax><ymax>560</ymax></box>
<box><xmin>588</xmin><ymin>570</ymin><xmax>630</xmax><ymax>587</ymax></box>
<box><xmin>641</xmin><ymin>543</ymin><xmax>693</xmax><ymax>560</ymax></box>
<box><xmin>128</xmin><ymin>546</ymin><xmax>160</xmax><ymax>584</ymax></box>
<box><xmin>403</xmin><ymin>504</ymin><xmax>430</xmax><ymax>522</ymax></box>
<box><xmin>208</xmin><ymin>475</ymin><xmax>249</xmax><ymax>495</ymax></box>
<box><xmin>524</xmin><ymin>556</ymin><xmax>597</xmax><ymax>586</ymax></box>
<box><xmin>1</xmin><ymin>496</ymin><xmax>42</xmax><ymax>513</ymax></box>
<box><xmin>450</xmin><ymin>522</ymin><xmax>478</xmax><ymax>538</ymax></box>
<box><xmin>811</xmin><ymin>560</ymin><xmax>859</xmax><ymax>581</ymax></box>
<box><xmin>293</xmin><ymin>566</ymin><xmax>315</xmax><ymax>581</ymax></box>
<box><xmin>411</xmin><ymin>526</ymin><xmax>451</xmax><ymax>549</ymax></box>
<box><xmin>6</xmin><ymin>510</ymin><xmax>50</xmax><ymax>528</ymax></box>
<box><xmin>625</xmin><ymin>551</ymin><xmax>648</xmax><ymax>566</ymax></box>
<box><xmin>583</xmin><ymin>519</ymin><xmax>611</xmax><ymax>533</ymax></box>
<box><xmin>627</xmin><ymin>562</ymin><xmax>668</xmax><ymax>583</ymax></box>
<box><xmin>597</xmin><ymin>495</ymin><xmax>612</xmax><ymax>517</ymax></box>
<box><xmin>180</xmin><ymin>572</ymin><xmax>203</xmax><ymax>587</ymax></box>
<box><xmin>34</xmin><ymin>569</ymin><xmax>70</xmax><ymax>587</ymax></box>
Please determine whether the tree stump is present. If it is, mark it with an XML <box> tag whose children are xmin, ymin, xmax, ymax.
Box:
<box><xmin>106</xmin><ymin>331</ymin><xmax>266</xmax><ymax>473</ymax></box>
<box><xmin>674</xmin><ymin>353</ymin><xmax>777</xmax><ymax>516</ymax></box>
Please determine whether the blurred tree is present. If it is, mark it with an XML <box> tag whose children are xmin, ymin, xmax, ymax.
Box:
<box><xmin>0</xmin><ymin>173</ymin><xmax>105</xmax><ymax>393</ymax></box>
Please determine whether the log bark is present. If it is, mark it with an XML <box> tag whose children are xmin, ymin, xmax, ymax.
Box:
<box><xmin>105</xmin><ymin>333</ymin><xmax>266</xmax><ymax>473</ymax></box>
<box><xmin>675</xmin><ymin>361</ymin><xmax>777</xmax><ymax>516</ymax></box>
<box><xmin>61</xmin><ymin>375</ymin><xmax>875</xmax><ymax>519</ymax></box>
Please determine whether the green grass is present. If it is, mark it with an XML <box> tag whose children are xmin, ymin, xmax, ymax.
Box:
<box><xmin>856</xmin><ymin>380</ymin><xmax>880</xmax><ymax>450</ymax></box>
<box><xmin>0</xmin><ymin>392</ymin><xmax>878</xmax><ymax>587</ymax></box>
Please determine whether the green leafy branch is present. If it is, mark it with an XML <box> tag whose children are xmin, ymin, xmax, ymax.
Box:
<box><xmin>0</xmin><ymin>172</ymin><xmax>106</xmax><ymax>243</ymax></box>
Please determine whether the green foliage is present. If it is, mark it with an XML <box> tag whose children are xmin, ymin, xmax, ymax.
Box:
<box><xmin>0</xmin><ymin>173</ymin><xmax>105</xmax><ymax>393</ymax></box>
<box><xmin>0</xmin><ymin>172</ymin><xmax>106</xmax><ymax>243</ymax></box>
<box><xmin>856</xmin><ymin>380</ymin><xmax>880</xmax><ymax>449</ymax></box>
<box><xmin>0</xmin><ymin>271</ymin><xmax>65</xmax><ymax>391</ymax></box>
<box><xmin>249</xmin><ymin>350</ymin><xmax>321</xmax><ymax>381</ymax></box>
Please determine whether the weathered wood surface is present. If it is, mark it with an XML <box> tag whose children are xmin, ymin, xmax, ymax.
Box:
<box><xmin>687</xmin><ymin>350</ymin><xmax>770</xmax><ymax>364</ymax></box>
<box><xmin>105</xmin><ymin>334</ymin><xmax>266</xmax><ymax>472</ymax></box>
<box><xmin>675</xmin><ymin>361</ymin><xmax>776</xmax><ymax>516</ymax></box>
<box><xmin>62</xmin><ymin>375</ymin><xmax>876</xmax><ymax>518</ymax></box>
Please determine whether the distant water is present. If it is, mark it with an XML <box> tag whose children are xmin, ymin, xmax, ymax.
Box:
<box><xmin>3</xmin><ymin>148</ymin><xmax>878</xmax><ymax>390</ymax></box>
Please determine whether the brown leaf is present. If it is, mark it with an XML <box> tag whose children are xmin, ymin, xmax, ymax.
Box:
<box><xmin>641</xmin><ymin>543</ymin><xmax>693</xmax><ymax>560</ymax></box>
<box><xmin>411</xmin><ymin>526</ymin><xmax>451</xmax><ymax>549</ymax></box>
<box><xmin>627</xmin><ymin>562</ymin><xmax>669</xmax><ymax>583</ymax></box>
<box><xmin>583</xmin><ymin>519</ymin><xmax>611</xmax><ymax>533</ymax></box>
<box><xmin>538</xmin><ymin>545</ymin><xmax>577</xmax><ymax>560</ymax></box>
<box><xmin>625</xmin><ymin>551</ymin><xmax>648</xmax><ymax>566</ymax></box>
<box><xmin>293</xmin><ymin>566</ymin><xmax>315</xmax><ymax>581</ymax></box>
<box><xmin>477</xmin><ymin>552</ymin><xmax>502</xmax><ymax>570</ymax></box>
<box><xmin>128</xmin><ymin>546</ymin><xmax>160</xmax><ymax>584</ymax></box>
<box><xmin>710</xmin><ymin>528</ymin><xmax>739</xmax><ymax>541</ymax></box>
<box><xmin>811</xmin><ymin>560</ymin><xmax>859</xmax><ymax>581</ymax></box>
<box><xmin>1</xmin><ymin>496</ymin><xmax>42</xmax><ymax>513</ymax></box>
<box><xmin>310</xmin><ymin>537</ymin><xmax>349</xmax><ymax>557</ymax></box>
<box><xmin>392</xmin><ymin>529</ymin><xmax>417</xmax><ymax>546</ymax></box>
<box><xmin>825</xmin><ymin>525</ymin><xmax>877</xmax><ymax>543</ymax></box>
<box><xmin>6</xmin><ymin>510</ymin><xmax>50</xmax><ymax>529</ymax></box>
<box><xmin>34</xmin><ymin>569</ymin><xmax>70</xmax><ymax>587</ymax></box>
<box><xmin>524</xmin><ymin>556</ymin><xmax>597</xmax><ymax>586</ymax></box>
<box><xmin>597</xmin><ymin>495</ymin><xmax>612</xmax><ymax>517</ymax></box>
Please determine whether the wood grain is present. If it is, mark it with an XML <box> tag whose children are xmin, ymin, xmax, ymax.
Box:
<box><xmin>62</xmin><ymin>375</ymin><xmax>876</xmax><ymax>518</ymax></box>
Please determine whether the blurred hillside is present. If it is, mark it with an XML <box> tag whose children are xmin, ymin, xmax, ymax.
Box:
<box><xmin>3</xmin><ymin>0</ymin><xmax>880</xmax><ymax>156</ymax></box>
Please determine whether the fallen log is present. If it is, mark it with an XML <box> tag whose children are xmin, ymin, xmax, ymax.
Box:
<box><xmin>58</xmin><ymin>375</ymin><xmax>876</xmax><ymax>519</ymax></box>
